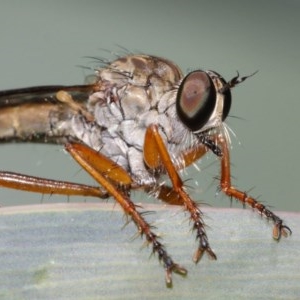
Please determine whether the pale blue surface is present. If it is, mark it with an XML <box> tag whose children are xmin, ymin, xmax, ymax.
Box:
<box><xmin>0</xmin><ymin>204</ymin><xmax>299</xmax><ymax>299</ymax></box>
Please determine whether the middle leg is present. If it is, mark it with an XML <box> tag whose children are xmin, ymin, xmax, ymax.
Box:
<box><xmin>144</xmin><ymin>124</ymin><xmax>217</xmax><ymax>262</ymax></box>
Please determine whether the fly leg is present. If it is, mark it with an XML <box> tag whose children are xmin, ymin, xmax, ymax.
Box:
<box><xmin>65</xmin><ymin>142</ymin><xmax>187</xmax><ymax>287</ymax></box>
<box><xmin>147</xmin><ymin>143</ymin><xmax>210</xmax><ymax>206</ymax></box>
<box><xmin>216</xmin><ymin>135</ymin><xmax>292</xmax><ymax>240</ymax></box>
<box><xmin>144</xmin><ymin>124</ymin><xmax>217</xmax><ymax>264</ymax></box>
<box><xmin>0</xmin><ymin>171</ymin><xmax>109</xmax><ymax>199</ymax></box>
<box><xmin>152</xmin><ymin>143</ymin><xmax>210</xmax><ymax>206</ymax></box>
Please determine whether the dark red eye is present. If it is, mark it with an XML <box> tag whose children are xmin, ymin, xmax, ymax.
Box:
<box><xmin>176</xmin><ymin>71</ymin><xmax>216</xmax><ymax>132</ymax></box>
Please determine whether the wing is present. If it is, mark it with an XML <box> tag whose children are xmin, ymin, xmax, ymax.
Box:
<box><xmin>0</xmin><ymin>85</ymin><xmax>96</xmax><ymax>107</ymax></box>
<box><xmin>0</xmin><ymin>84</ymin><xmax>96</xmax><ymax>143</ymax></box>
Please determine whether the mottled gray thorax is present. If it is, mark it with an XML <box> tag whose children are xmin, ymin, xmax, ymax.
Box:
<box><xmin>72</xmin><ymin>55</ymin><xmax>194</xmax><ymax>185</ymax></box>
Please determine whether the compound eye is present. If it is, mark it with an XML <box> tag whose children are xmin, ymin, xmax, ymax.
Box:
<box><xmin>176</xmin><ymin>71</ymin><xmax>216</xmax><ymax>132</ymax></box>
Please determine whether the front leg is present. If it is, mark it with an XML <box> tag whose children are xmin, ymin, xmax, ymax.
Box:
<box><xmin>217</xmin><ymin>135</ymin><xmax>292</xmax><ymax>240</ymax></box>
<box><xmin>144</xmin><ymin>124</ymin><xmax>217</xmax><ymax>263</ymax></box>
<box><xmin>65</xmin><ymin>142</ymin><xmax>187</xmax><ymax>287</ymax></box>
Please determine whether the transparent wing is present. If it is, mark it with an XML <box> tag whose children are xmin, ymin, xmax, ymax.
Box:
<box><xmin>0</xmin><ymin>84</ymin><xmax>96</xmax><ymax>143</ymax></box>
<box><xmin>0</xmin><ymin>85</ymin><xmax>95</xmax><ymax>107</ymax></box>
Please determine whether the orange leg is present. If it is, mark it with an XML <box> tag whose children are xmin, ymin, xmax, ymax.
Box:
<box><xmin>157</xmin><ymin>132</ymin><xmax>291</xmax><ymax>240</ymax></box>
<box><xmin>152</xmin><ymin>184</ymin><xmax>184</xmax><ymax>206</ymax></box>
<box><xmin>176</xmin><ymin>142</ymin><xmax>209</xmax><ymax>170</ymax></box>
<box><xmin>152</xmin><ymin>141</ymin><xmax>210</xmax><ymax>206</ymax></box>
<box><xmin>144</xmin><ymin>124</ymin><xmax>217</xmax><ymax>263</ymax></box>
<box><xmin>217</xmin><ymin>135</ymin><xmax>292</xmax><ymax>240</ymax></box>
<box><xmin>0</xmin><ymin>139</ymin><xmax>132</xmax><ymax>200</ymax></box>
<box><xmin>65</xmin><ymin>142</ymin><xmax>187</xmax><ymax>286</ymax></box>
<box><xmin>0</xmin><ymin>171</ymin><xmax>108</xmax><ymax>198</ymax></box>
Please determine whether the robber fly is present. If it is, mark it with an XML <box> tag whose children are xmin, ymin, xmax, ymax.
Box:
<box><xmin>0</xmin><ymin>54</ymin><xmax>291</xmax><ymax>286</ymax></box>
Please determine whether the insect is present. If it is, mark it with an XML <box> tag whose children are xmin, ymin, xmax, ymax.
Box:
<box><xmin>0</xmin><ymin>53</ymin><xmax>292</xmax><ymax>286</ymax></box>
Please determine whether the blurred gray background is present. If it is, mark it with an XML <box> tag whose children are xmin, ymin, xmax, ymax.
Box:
<box><xmin>0</xmin><ymin>0</ymin><xmax>299</xmax><ymax>212</ymax></box>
